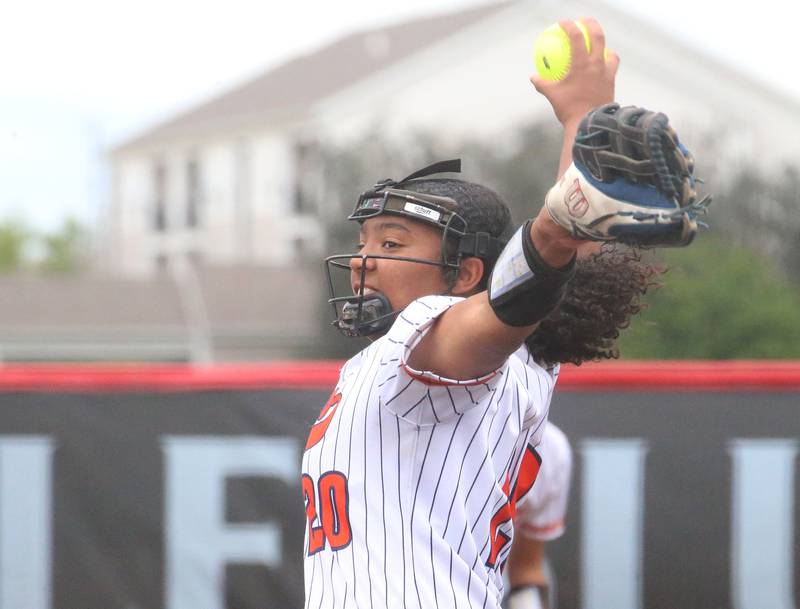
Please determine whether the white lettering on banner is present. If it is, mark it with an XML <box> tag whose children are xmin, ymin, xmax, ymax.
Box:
<box><xmin>0</xmin><ymin>436</ymin><xmax>54</xmax><ymax>609</ymax></box>
<box><xmin>162</xmin><ymin>436</ymin><xmax>299</xmax><ymax>609</ymax></box>
<box><xmin>729</xmin><ymin>439</ymin><xmax>798</xmax><ymax>609</ymax></box>
<box><xmin>0</xmin><ymin>432</ymin><xmax>795</xmax><ymax>608</ymax></box>
<box><xmin>580</xmin><ymin>439</ymin><xmax>648</xmax><ymax>609</ymax></box>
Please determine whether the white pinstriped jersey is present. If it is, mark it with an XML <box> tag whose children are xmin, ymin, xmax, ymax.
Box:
<box><xmin>302</xmin><ymin>295</ymin><xmax>556</xmax><ymax>609</ymax></box>
<box><xmin>515</xmin><ymin>422</ymin><xmax>573</xmax><ymax>541</ymax></box>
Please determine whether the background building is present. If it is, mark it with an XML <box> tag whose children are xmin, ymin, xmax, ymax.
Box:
<box><xmin>107</xmin><ymin>0</ymin><xmax>800</xmax><ymax>276</ymax></box>
<box><xmin>2</xmin><ymin>0</ymin><xmax>797</xmax><ymax>363</ymax></box>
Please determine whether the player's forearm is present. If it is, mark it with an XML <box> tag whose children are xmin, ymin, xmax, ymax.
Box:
<box><xmin>557</xmin><ymin>119</ymin><xmax>581</xmax><ymax>179</ymax></box>
<box><xmin>507</xmin><ymin>536</ymin><xmax>550</xmax><ymax>609</ymax></box>
<box><xmin>507</xmin><ymin>536</ymin><xmax>548</xmax><ymax>587</ymax></box>
<box><xmin>529</xmin><ymin>208</ymin><xmax>580</xmax><ymax>268</ymax></box>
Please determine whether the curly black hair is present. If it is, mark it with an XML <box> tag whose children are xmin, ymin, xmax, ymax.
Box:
<box><xmin>525</xmin><ymin>245</ymin><xmax>664</xmax><ymax>366</ymax></box>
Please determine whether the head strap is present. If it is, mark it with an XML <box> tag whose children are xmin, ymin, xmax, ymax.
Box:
<box><xmin>458</xmin><ymin>231</ymin><xmax>506</xmax><ymax>260</ymax></box>
<box><xmin>349</xmin><ymin>158</ymin><xmax>505</xmax><ymax>266</ymax></box>
<box><xmin>372</xmin><ymin>159</ymin><xmax>462</xmax><ymax>191</ymax></box>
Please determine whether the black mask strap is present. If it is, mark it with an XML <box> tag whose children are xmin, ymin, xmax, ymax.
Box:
<box><xmin>373</xmin><ymin>159</ymin><xmax>462</xmax><ymax>191</ymax></box>
<box><xmin>457</xmin><ymin>231</ymin><xmax>506</xmax><ymax>260</ymax></box>
<box><xmin>399</xmin><ymin>158</ymin><xmax>461</xmax><ymax>183</ymax></box>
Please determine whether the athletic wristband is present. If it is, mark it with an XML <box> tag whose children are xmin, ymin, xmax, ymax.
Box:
<box><xmin>508</xmin><ymin>584</ymin><xmax>549</xmax><ymax>609</ymax></box>
<box><xmin>488</xmin><ymin>219</ymin><xmax>576</xmax><ymax>326</ymax></box>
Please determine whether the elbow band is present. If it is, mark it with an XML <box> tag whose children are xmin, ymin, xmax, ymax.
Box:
<box><xmin>488</xmin><ymin>220</ymin><xmax>576</xmax><ymax>327</ymax></box>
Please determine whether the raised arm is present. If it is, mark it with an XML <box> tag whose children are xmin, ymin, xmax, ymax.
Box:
<box><xmin>408</xmin><ymin>19</ymin><xmax>619</xmax><ymax>379</ymax></box>
<box><xmin>532</xmin><ymin>18</ymin><xmax>619</xmax><ymax>178</ymax></box>
<box><xmin>407</xmin><ymin>16</ymin><xmax>703</xmax><ymax>382</ymax></box>
<box><xmin>406</xmin><ymin>208</ymin><xmax>579</xmax><ymax>379</ymax></box>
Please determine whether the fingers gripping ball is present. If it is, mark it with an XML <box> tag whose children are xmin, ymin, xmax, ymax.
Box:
<box><xmin>534</xmin><ymin>21</ymin><xmax>608</xmax><ymax>81</ymax></box>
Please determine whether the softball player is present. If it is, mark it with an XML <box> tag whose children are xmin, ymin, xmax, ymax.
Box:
<box><xmin>507</xmin><ymin>422</ymin><xmax>573</xmax><ymax>609</ymax></box>
<box><xmin>302</xmin><ymin>17</ymin><xmax>704</xmax><ymax>609</ymax></box>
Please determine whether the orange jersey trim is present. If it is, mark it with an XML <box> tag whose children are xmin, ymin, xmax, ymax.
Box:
<box><xmin>400</xmin><ymin>362</ymin><xmax>499</xmax><ymax>388</ymax></box>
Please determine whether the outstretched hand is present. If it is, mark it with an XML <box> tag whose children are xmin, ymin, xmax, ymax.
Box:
<box><xmin>531</xmin><ymin>18</ymin><xmax>619</xmax><ymax>128</ymax></box>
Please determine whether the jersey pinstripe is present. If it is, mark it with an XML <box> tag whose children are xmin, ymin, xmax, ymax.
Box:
<box><xmin>515</xmin><ymin>422</ymin><xmax>573</xmax><ymax>541</ymax></box>
<box><xmin>302</xmin><ymin>295</ymin><xmax>556</xmax><ymax>609</ymax></box>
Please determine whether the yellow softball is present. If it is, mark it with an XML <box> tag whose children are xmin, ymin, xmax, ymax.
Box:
<box><xmin>534</xmin><ymin>21</ymin><xmax>608</xmax><ymax>81</ymax></box>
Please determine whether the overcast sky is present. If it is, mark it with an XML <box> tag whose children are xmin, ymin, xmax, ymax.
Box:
<box><xmin>1</xmin><ymin>0</ymin><xmax>797</xmax><ymax>231</ymax></box>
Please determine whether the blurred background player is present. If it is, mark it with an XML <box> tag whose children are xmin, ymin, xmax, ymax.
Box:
<box><xmin>506</xmin><ymin>422</ymin><xmax>573</xmax><ymax>609</ymax></box>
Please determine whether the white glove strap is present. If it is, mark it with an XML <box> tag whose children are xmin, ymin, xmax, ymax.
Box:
<box><xmin>545</xmin><ymin>162</ymin><xmax>682</xmax><ymax>242</ymax></box>
<box><xmin>508</xmin><ymin>585</ymin><xmax>547</xmax><ymax>609</ymax></box>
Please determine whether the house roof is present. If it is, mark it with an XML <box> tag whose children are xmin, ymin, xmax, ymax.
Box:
<box><xmin>0</xmin><ymin>266</ymin><xmax>317</xmax><ymax>329</ymax></box>
<box><xmin>0</xmin><ymin>265</ymin><xmax>320</xmax><ymax>361</ymax></box>
<box><xmin>194</xmin><ymin>263</ymin><xmax>317</xmax><ymax>329</ymax></box>
<box><xmin>115</xmin><ymin>1</ymin><xmax>513</xmax><ymax>152</ymax></box>
<box><xmin>0</xmin><ymin>275</ymin><xmax>185</xmax><ymax>327</ymax></box>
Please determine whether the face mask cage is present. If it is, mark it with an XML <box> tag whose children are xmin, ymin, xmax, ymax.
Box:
<box><xmin>324</xmin><ymin>252</ymin><xmax>450</xmax><ymax>338</ymax></box>
<box><xmin>324</xmin><ymin>159</ymin><xmax>507</xmax><ymax>338</ymax></box>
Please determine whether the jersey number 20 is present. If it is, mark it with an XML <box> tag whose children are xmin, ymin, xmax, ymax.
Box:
<box><xmin>302</xmin><ymin>471</ymin><xmax>352</xmax><ymax>555</ymax></box>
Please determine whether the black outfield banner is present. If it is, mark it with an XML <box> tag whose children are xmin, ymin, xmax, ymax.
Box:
<box><xmin>0</xmin><ymin>362</ymin><xmax>797</xmax><ymax>609</ymax></box>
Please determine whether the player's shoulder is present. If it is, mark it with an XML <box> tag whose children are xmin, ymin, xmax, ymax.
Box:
<box><xmin>389</xmin><ymin>294</ymin><xmax>463</xmax><ymax>336</ymax></box>
<box><xmin>376</xmin><ymin>294</ymin><xmax>464</xmax><ymax>358</ymax></box>
<box><xmin>540</xmin><ymin>422</ymin><xmax>572</xmax><ymax>465</ymax></box>
<box><xmin>335</xmin><ymin>295</ymin><xmax>465</xmax><ymax>387</ymax></box>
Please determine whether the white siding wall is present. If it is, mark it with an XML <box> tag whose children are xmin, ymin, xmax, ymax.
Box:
<box><xmin>250</xmin><ymin>133</ymin><xmax>295</xmax><ymax>264</ymax></box>
<box><xmin>201</xmin><ymin>142</ymin><xmax>238</xmax><ymax>263</ymax></box>
<box><xmin>114</xmin><ymin>157</ymin><xmax>155</xmax><ymax>276</ymax></box>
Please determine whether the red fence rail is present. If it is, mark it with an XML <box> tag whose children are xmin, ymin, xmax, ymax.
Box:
<box><xmin>0</xmin><ymin>361</ymin><xmax>798</xmax><ymax>392</ymax></box>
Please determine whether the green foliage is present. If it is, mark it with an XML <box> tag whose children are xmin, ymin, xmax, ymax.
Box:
<box><xmin>0</xmin><ymin>222</ymin><xmax>32</xmax><ymax>273</ymax></box>
<box><xmin>619</xmin><ymin>236</ymin><xmax>800</xmax><ymax>359</ymax></box>
<box><xmin>714</xmin><ymin>164</ymin><xmax>800</xmax><ymax>283</ymax></box>
<box><xmin>0</xmin><ymin>217</ymin><xmax>90</xmax><ymax>275</ymax></box>
<box><xmin>38</xmin><ymin>218</ymin><xmax>90</xmax><ymax>274</ymax></box>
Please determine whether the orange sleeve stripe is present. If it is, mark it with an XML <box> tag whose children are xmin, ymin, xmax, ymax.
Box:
<box><xmin>517</xmin><ymin>519</ymin><xmax>566</xmax><ymax>540</ymax></box>
<box><xmin>401</xmin><ymin>362</ymin><xmax>499</xmax><ymax>387</ymax></box>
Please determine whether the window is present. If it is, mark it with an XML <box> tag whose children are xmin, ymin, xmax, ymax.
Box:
<box><xmin>293</xmin><ymin>236</ymin><xmax>307</xmax><ymax>259</ymax></box>
<box><xmin>187</xmin><ymin>250</ymin><xmax>203</xmax><ymax>267</ymax></box>
<box><xmin>186</xmin><ymin>158</ymin><xmax>201</xmax><ymax>228</ymax></box>
<box><xmin>292</xmin><ymin>140</ymin><xmax>320</xmax><ymax>215</ymax></box>
<box><xmin>153</xmin><ymin>162</ymin><xmax>167</xmax><ymax>232</ymax></box>
<box><xmin>155</xmin><ymin>253</ymin><xmax>169</xmax><ymax>272</ymax></box>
